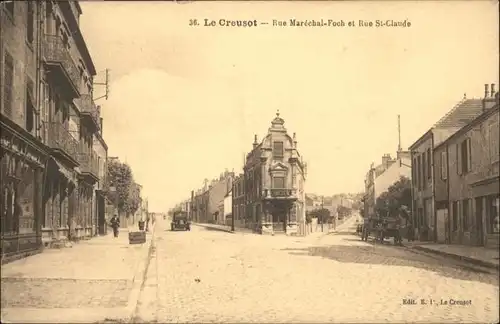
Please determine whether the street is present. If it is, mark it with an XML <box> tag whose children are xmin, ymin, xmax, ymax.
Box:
<box><xmin>133</xmin><ymin>218</ymin><xmax>499</xmax><ymax>323</ymax></box>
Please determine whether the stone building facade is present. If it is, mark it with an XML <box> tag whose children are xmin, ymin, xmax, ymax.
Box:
<box><xmin>232</xmin><ymin>174</ymin><xmax>245</xmax><ymax>228</ymax></box>
<box><xmin>1</xmin><ymin>1</ymin><xmax>48</xmax><ymax>261</ymax></box>
<box><xmin>240</xmin><ymin>111</ymin><xmax>307</xmax><ymax>235</ymax></box>
<box><xmin>1</xmin><ymin>1</ymin><xmax>107</xmax><ymax>261</ymax></box>
<box><xmin>434</xmin><ymin>86</ymin><xmax>499</xmax><ymax>248</ymax></box>
<box><xmin>410</xmin><ymin>97</ymin><xmax>484</xmax><ymax>241</ymax></box>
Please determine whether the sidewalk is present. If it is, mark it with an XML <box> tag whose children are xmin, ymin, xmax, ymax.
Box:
<box><xmin>1</xmin><ymin>225</ymin><xmax>155</xmax><ymax>323</ymax></box>
<box><xmin>404</xmin><ymin>241</ymin><xmax>499</xmax><ymax>270</ymax></box>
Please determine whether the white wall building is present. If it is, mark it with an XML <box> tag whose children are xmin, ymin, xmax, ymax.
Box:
<box><xmin>223</xmin><ymin>189</ymin><xmax>232</xmax><ymax>225</ymax></box>
<box><xmin>374</xmin><ymin>151</ymin><xmax>412</xmax><ymax>200</ymax></box>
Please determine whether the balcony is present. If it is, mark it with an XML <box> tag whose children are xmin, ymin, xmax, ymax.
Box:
<box><xmin>262</xmin><ymin>188</ymin><xmax>297</xmax><ymax>200</ymax></box>
<box><xmin>77</xmin><ymin>151</ymin><xmax>100</xmax><ymax>182</ymax></box>
<box><xmin>43</xmin><ymin>35</ymin><xmax>81</xmax><ymax>99</ymax></box>
<box><xmin>75</xmin><ymin>94</ymin><xmax>100</xmax><ymax>131</ymax></box>
<box><xmin>47</xmin><ymin>122</ymin><xmax>79</xmax><ymax>167</ymax></box>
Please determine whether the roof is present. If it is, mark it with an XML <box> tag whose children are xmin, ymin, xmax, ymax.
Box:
<box><xmin>409</xmin><ymin>98</ymin><xmax>483</xmax><ymax>150</ymax></box>
<box><xmin>433</xmin><ymin>99</ymin><xmax>483</xmax><ymax>128</ymax></box>
<box><xmin>434</xmin><ymin>104</ymin><xmax>499</xmax><ymax>150</ymax></box>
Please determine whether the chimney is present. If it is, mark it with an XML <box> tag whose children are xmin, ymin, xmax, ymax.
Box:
<box><xmin>253</xmin><ymin>134</ymin><xmax>258</xmax><ymax>148</ymax></box>
<box><xmin>484</xmin><ymin>84</ymin><xmax>489</xmax><ymax>98</ymax></box>
<box><xmin>381</xmin><ymin>154</ymin><xmax>391</xmax><ymax>168</ymax></box>
<box><xmin>491</xmin><ymin>83</ymin><xmax>496</xmax><ymax>97</ymax></box>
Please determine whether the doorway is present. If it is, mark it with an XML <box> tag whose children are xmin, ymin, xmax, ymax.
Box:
<box><xmin>475</xmin><ymin>197</ymin><xmax>484</xmax><ymax>246</ymax></box>
<box><xmin>271</xmin><ymin>202</ymin><xmax>287</xmax><ymax>232</ymax></box>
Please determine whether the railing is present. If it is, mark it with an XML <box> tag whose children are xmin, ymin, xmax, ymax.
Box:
<box><xmin>43</xmin><ymin>35</ymin><xmax>80</xmax><ymax>90</ymax></box>
<box><xmin>75</xmin><ymin>94</ymin><xmax>100</xmax><ymax>127</ymax></box>
<box><xmin>47</xmin><ymin>122</ymin><xmax>79</xmax><ymax>162</ymax></box>
<box><xmin>77</xmin><ymin>151</ymin><xmax>99</xmax><ymax>178</ymax></box>
<box><xmin>263</xmin><ymin>188</ymin><xmax>297</xmax><ymax>198</ymax></box>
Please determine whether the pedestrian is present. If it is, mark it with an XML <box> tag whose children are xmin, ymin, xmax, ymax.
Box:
<box><xmin>362</xmin><ymin>216</ymin><xmax>371</xmax><ymax>241</ymax></box>
<box><xmin>110</xmin><ymin>213</ymin><xmax>120</xmax><ymax>238</ymax></box>
<box><xmin>407</xmin><ymin>222</ymin><xmax>414</xmax><ymax>242</ymax></box>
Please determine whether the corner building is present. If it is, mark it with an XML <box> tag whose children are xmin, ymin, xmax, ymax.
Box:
<box><xmin>243</xmin><ymin>112</ymin><xmax>307</xmax><ymax>235</ymax></box>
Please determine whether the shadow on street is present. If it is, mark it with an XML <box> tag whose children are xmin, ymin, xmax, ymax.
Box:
<box><xmin>199</xmin><ymin>226</ymin><xmax>232</xmax><ymax>233</ymax></box>
<box><xmin>281</xmin><ymin>236</ymin><xmax>499</xmax><ymax>286</ymax></box>
<box><xmin>330</xmin><ymin>230</ymin><xmax>355</xmax><ymax>235</ymax></box>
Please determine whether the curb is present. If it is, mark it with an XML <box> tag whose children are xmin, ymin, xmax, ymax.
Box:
<box><xmin>192</xmin><ymin>223</ymin><xmax>235</xmax><ymax>234</ymax></box>
<box><xmin>125</xmin><ymin>226</ymin><xmax>156</xmax><ymax>322</ymax></box>
<box><xmin>411</xmin><ymin>245</ymin><xmax>499</xmax><ymax>271</ymax></box>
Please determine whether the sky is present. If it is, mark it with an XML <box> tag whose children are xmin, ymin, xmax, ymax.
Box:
<box><xmin>79</xmin><ymin>1</ymin><xmax>499</xmax><ymax>212</ymax></box>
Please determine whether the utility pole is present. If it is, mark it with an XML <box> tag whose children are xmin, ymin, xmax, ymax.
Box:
<box><xmin>93</xmin><ymin>69</ymin><xmax>110</xmax><ymax>101</ymax></box>
<box><xmin>397</xmin><ymin>115</ymin><xmax>402</xmax><ymax>152</ymax></box>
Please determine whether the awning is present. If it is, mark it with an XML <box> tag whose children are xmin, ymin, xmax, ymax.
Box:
<box><xmin>49</xmin><ymin>158</ymin><xmax>77</xmax><ymax>185</ymax></box>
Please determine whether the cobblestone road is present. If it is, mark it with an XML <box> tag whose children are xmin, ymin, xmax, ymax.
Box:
<box><xmin>136</xmin><ymin>219</ymin><xmax>499</xmax><ymax>323</ymax></box>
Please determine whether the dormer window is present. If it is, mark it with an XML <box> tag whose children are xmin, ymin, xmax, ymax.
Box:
<box><xmin>273</xmin><ymin>141</ymin><xmax>284</xmax><ymax>160</ymax></box>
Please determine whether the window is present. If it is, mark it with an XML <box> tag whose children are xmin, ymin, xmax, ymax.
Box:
<box><xmin>441</xmin><ymin>151</ymin><xmax>447</xmax><ymax>180</ymax></box>
<box><xmin>4</xmin><ymin>1</ymin><xmax>14</xmax><ymax>18</ymax></box>
<box><xmin>452</xmin><ymin>201</ymin><xmax>458</xmax><ymax>231</ymax></box>
<box><xmin>26</xmin><ymin>1</ymin><xmax>34</xmax><ymax>45</ymax></box>
<box><xmin>25</xmin><ymin>77</ymin><xmax>35</xmax><ymax>133</ymax></box>
<box><xmin>412</xmin><ymin>158</ymin><xmax>417</xmax><ymax>186</ymax></box>
<box><xmin>489</xmin><ymin>122</ymin><xmax>499</xmax><ymax>163</ymax></box>
<box><xmin>462</xmin><ymin>199</ymin><xmax>470</xmax><ymax>231</ymax></box>
<box><xmin>487</xmin><ymin>195</ymin><xmax>499</xmax><ymax>234</ymax></box>
<box><xmin>273</xmin><ymin>141</ymin><xmax>284</xmax><ymax>159</ymax></box>
<box><xmin>3</xmin><ymin>51</ymin><xmax>14</xmax><ymax>118</ymax></box>
<box><xmin>19</xmin><ymin>167</ymin><xmax>36</xmax><ymax>234</ymax></box>
<box><xmin>458</xmin><ymin>138</ymin><xmax>471</xmax><ymax>174</ymax></box>
<box><xmin>427</xmin><ymin>148</ymin><xmax>431</xmax><ymax>179</ymax></box>
<box><xmin>273</xmin><ymin>176</ymin><xmax>285</xmax><ymax>189</ymax></box>
<box><xmin>422</xmin><ymin>151</ymin><xmax>427</xmax><ymax>182</ymax></box>
<box><xmin>417</xmin><ymin>155</ymin><xmax>422</xmax><ymax>190</ymax></box>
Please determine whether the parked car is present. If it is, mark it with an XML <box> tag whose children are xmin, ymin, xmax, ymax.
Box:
<box><xmin>171</xmin><ymin>211</ymin><xmax>191</xmax><ymax>231</ymax></box>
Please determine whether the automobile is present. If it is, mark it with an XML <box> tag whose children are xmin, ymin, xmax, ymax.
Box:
<box><xmin>171</xmin><ymin>211</ymin><xmax>191</xmax><ymax>231</ymax></box>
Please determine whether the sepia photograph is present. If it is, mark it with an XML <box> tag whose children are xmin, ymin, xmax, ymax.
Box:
<box><xmin>1</xmin><ymin>0</ymin><xmax>499</xmax><ymax>323</ymax></box>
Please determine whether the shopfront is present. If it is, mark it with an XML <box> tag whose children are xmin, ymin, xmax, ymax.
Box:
<box><xmin>1</xmin><ymin>120</ymin><xmax>47</xmax><ymax>262</ymax></box>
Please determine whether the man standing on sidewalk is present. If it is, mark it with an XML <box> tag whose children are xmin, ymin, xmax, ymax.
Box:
<box><xmin>110</xmin><ymin>213</ymin><xmax>120</xmax><ymax>237</ymax></box>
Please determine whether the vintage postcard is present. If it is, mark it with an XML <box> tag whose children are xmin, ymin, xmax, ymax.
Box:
<box><xmin>0</xmin><ymin>0</ymin><xmax>499</xmax><ymax>323</ymax></box>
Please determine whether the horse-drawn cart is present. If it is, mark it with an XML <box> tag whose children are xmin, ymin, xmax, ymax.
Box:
<box><xmin>362</xmin><ymin>216</ymin><xmax>405</xmax><ymax>245</ymax></box>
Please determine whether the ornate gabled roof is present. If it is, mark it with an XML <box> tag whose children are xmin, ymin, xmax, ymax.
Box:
<box><xmin>270</xmin><ymin>110</ymin><xmax>285</xmax><ymax>128</ymax></box>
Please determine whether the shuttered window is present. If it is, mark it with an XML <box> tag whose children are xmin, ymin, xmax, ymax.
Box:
<box><xmin>3</xmin><ymin>51</ymin><xmax>14</xmax><ymax>118</ymax></box>
<box><xmin>427</xmin><ymin>148</ymin><xmax>432</xmax><ymax>179</ymax></box>
<box><xmin>27</xmin><ymin>1</ymin><xmax>34</xmax><ymax>45</ymax></box>
<box><xmin>441</xmin><ymin>151</ymin><xmax>447</xmax><ymax>180</ymax></box>
<box><xmin>489</xmin><ymin>122</ymin><xmax>499</xmax><ymax>163</ymax></box>
<box><xmin>26</xmin><ymin>77</ymin><xmax>35</xmax><ymax>133</ymax></box>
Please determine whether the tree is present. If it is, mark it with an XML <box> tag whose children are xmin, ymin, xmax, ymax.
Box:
<box><xmin>305</xmin><ymin>211</ymin><xmax>313</xmax><ymax>224</ymax></box>
<box><xmin>127</xmin><ymin>182</ymin><xmax>142</xmax><ymax>216</ymax></box>
<box><xmin>105</xmin><ymin>159</ymin><xmax>136</xmax><ymax>215</ymax></box>
<box><xmin>310</xmin><ymin>208</ymin><xmax>331</xmax><ymax>224</ymax></box>
<box><xmin>374</xmin><ymin>176</ymin><xmax>411</xmax><ymax>218</ymax></box>
<box><xmin>337</xmin><ymin>205</ymin><xmax>352</xmax><ymax>219</ymax></box>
